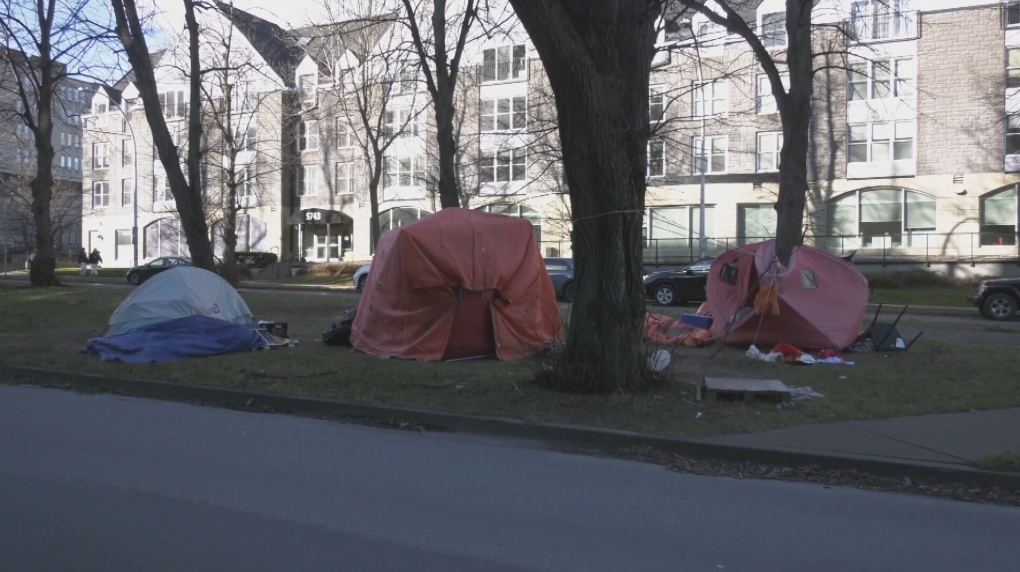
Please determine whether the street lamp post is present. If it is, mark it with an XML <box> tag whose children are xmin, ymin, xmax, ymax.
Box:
<box><xmin>111</xmin><ymin>95</ymin><xmax>139</xmax><ymax>267</ymax></box>
<box><xmin>693</xmin><ymin>30</ymin><xmax>708</xmax><ymax>259</ymax></box>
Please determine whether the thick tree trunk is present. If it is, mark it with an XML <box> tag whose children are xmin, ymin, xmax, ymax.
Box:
<box><xmin>368</xmin><ymin>160</ymin><xmax>383</xmax><ymax>253</ymax></box>
<box><xmin>774</xmin><ymin>0</ymin><xmax>814</xmax><ymax>265</ymax></box>
<box><xmin>27</xmin><ymin>5</ymin><xmax>59</xmax><ymax>287</ymax></box>
<box><xmin>508</xmin><ymin>0</ymin><xmax>658</xmax><ymax>392</ymax></box>
<box><xmin>433</xmin><ymin>85</ymin><xmax>460</xmax><ymax>208</ymax></box>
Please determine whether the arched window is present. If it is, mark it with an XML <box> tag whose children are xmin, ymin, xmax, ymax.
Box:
<box><xmin>476</xmin><ymin>203</ymin><xmax>542</xmax><ymax>244</ymax></box>
<box><xmin>826</xmin><ymin>188</ymin><xmax>935</xmax><ymax>248</ymax></box>
<box><xmin>143</xmin><ymin>218</ymin><xmax>184</xmax><ymax>258</ymax></box>
<box><xmin>213</xmin><ymin>214</ymin><xmax>269</xmax><ymax>256</ymax></box>
<box><xmin>377</xmin><ymin>207</ymin><xmax>430</xmax><ymax>234</ymax></box>
<box><xmin>980</xmin><ymin>186</ymin><xmax>1017</xmax><ymax>245</ymax></box>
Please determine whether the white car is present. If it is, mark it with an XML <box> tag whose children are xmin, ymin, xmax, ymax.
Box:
<box><xmin>353</xmin><ymin>264</ymin><xmax>371</xmax><ymax>292</ymax></box>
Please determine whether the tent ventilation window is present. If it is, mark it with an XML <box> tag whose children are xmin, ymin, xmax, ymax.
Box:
<box><xmin>800</xmin><ymin>268</ymin><xmax>818</xmax><ymax>289</ymax></box>
<box><xmin>720</xmin><ymin>263</ymin><xmax>739</xmax><ymax>285</ymax></box>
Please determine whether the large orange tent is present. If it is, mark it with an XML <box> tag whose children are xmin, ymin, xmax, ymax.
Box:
<box><xmin>350</xmin><ymin>208</ymin><xmax>563</xmax><ymax>361</ymax></box>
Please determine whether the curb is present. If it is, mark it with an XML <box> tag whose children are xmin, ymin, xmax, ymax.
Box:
<box><xmin>2</xmin><ymin>365</ymin><xmax>1018</xmax><ymax>491</ymax></box>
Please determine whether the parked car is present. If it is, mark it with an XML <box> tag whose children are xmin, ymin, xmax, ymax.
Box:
<box><xmin>125</xmin><ymin>256</ymin><xmax>192</xmax><ymax>285</ymax></box>
<box><xmin>353</xmin><ymin>264</ymin><xmax>371</xmax><ymax>292</ymax></box>
<box><xmin>544</xmin><ymin>258</ymin><xmax>575</xmax><ymax>301</ymax></box>
<box><xmin>643</xmin><ymin>257</ymin><xmax>715</xmax><ymax>306</ymax></box>
<box><xmin>967</xmin><ymin>278</ymin><xmax>1020</xmax><ymax>321</ymax></box>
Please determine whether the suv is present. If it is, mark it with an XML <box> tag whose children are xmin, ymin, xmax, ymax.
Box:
<box><xmin>967</xmin><ymin>278</ymin><xmax>1020</xmax><ymax>321</ymax></box>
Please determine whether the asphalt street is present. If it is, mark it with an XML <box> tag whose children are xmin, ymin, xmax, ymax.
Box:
<box><xmin>0</xmin><ymin>383</ymin><xmax>1017</xmax><ymax>572</ymax></box>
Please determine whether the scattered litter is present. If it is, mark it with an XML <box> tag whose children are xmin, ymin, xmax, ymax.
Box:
<box><xmin>746</xmin><ymin>344</ymin><xmax>780</xmax><ymax>362</ymax></box>
<box><xmin>788</xmin><ymin>386</ymin><xmax>825</xmax><ymax>400</ymax></box>
<box><xmin>838</xmin><ymin>375</ymin><xmax>848</xmax><ymax>380</ymax></box>
<box><xmin>648</xmin><ymin>349</ymin><xmax>671</xmax><ymax>372</ymax></box>
<box><xmin>695</xmin><ymin>412</ymin><xmax>703</xmax><ymax>420</ymax></box>
<box><xmin>817</xmin><ymin>357</ymin><xmax>855</xmax><ymax>365</ymax></box>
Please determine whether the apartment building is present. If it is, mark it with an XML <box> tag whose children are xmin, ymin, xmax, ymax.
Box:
<box><xmin>81</xmin><ymin>0</ymin><xmax>1020</xmax><ymax>267</ymax></box>
<box><xmin>0</xmin><ymin>47</ymin><xmax>91</xmax><ymax>253</ymax></box>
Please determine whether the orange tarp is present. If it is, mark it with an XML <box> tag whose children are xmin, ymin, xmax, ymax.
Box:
<box><xmin>351</xmin><ymin>208</ymin><xmax>563</xmax><ymax>361</ymax></box>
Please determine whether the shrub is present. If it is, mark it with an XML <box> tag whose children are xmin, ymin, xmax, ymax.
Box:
<box><xmin>864</xmin><ymin>269</ymin><xmax>954</xmax><ymax>289</ymax></box>
<box><xmin>308</xmin><ymin>261</ymin><xmax>360</xmax><ymax>278</ymax></box>
<box><xmin>235</xmin><ymin>252</ymin><xmax>278</xmax><ymax>269</ymax></box>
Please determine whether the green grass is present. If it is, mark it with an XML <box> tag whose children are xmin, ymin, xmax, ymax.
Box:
<box><xmin>869</xmin><ymin>286</ymin><xmax>972</xmax><ymax>307</ymax></box>
<box><xmin>2</xmin><ymin>285</ymin><xmax>1019</xmax><ymax>438</ymax></box>
<box><xmin>975</xmin><ymin>452</ymin><xmax>1020</xmax><ymax>473</ymax></box>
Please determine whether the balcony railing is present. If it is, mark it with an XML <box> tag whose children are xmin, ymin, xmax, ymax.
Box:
<box><xmin>847</xmin><ymin>9</ymin><xmax>919</xmax><ymax>43</ymax></box>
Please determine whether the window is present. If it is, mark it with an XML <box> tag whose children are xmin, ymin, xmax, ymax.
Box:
<box><xmin>646</xmin><ymin>206</ymin><xmax>716</xmax><ymax>251</ymax></box>
<box><xmin>92</xmin><ymin>143</ymin><xmax>109</xmax><ymax>169</ymax></box>
<box><xmin>647</xmin><ymin>138</ymin><xmax>665</xmax><ymax>177</ymax></box>
<box><xmin>115</xmin><ymin>229</ymin><xmax>133</xmax><ymax>260</ymax></box>
<box><xmin>481</xmin><ymin>45</ymin><xmax>527</xmax><ymax>83</ymax></box>
<box><xmin>239</xmin><ymin>166</ymin><xmax>256</xmax><ymax>199</ymax></box>
<box><xmin>479</xmin><ymin>148</ymin><xmax>527</xmax><ymax>183</ymax></box>
<box><xmin>848</xmin><ymin>121</ymin><xmax>914</xmax><ymax>163</ymax></box>
<box><xmin>1008</xmin><ymin>115</ymin><xmax>1020</xmax><ymax>155</ymax></box>
<box><xmin>299</xmin><ymin>74</ymin><xmax>316</xmax><ymax>107</ymax></box>
<box><xmin>158</xmin><ymin>91</ymin><xmax>186</xmax><ymax>119</ymax></box>
<box><xmin>981</xmin><ymin>186</ymin><xmax>1018</xmax><ymax>245</ymax></box>
<box><xmin>397</xmin><ymin>65</ymin><xmax>418</xmax><ymax>94</ymax></box>
<box><xmin>738</xmin><ymin>204</ymin><xmax>777</xmax><ymax>244</ymax></box>
<box><xmin>850</xmin><ymin>0</ymin><xmax>914</xmax><ymax>42</ymax></box>
<box><xmin>121</xmin><ymin>178</ymin><xmax>133</xmax><ymax>207</ymax></box>
<box><xmin>477</xmin><ymin>204</ymin><xmax>541</xmax><ymax>243</ymax></box>
<box><xmin>93</xmin><ymin>99</ymin><xmax>108</xmax><ymax>115</ymax></box>
<box><xmin>1009</xmin><ymin>49</ymin><xmax>1020</xmax><ymax>89</ymax></box>
<box><xmin>336</xmin><ymin>119</ymin><xmax>352</xmax><ymax>148</ymax></box>
<box><xmin>121</xmin><ymin>139</ymin><xmax>132</xmax><ymax>166</ymax></box>
<box><xmin>154</xmin><ymin>175</ymin><xmax>172</xmax><ymax>202</ymax></box>
<box><xmin>297</xmin><ymin>120</ymin><xmax>318</xmax><ymax>151</ymax></box>
<box><xmin>235</xmin><ymin>121</ymin><xmax>256</xmax><ymax>152</ymax></box>
<box><xmin>649</xmin><ymin>90</ymin><xmax>665</xmax><ymax>122</ymax></box>
<box><xmin>384</xmin><ymin>156</ymin><xmax>426</xmax><ymax>187</ymax></box>
<box><xmin>297</xmin><ymin>165</ymin><xmax>319</xmax><ymax>195</ymax></box>
<box><xmin>693</xmin><ymin>80</ymin><xmax>727</xmax><ymax>116</ymax></box>
<box><xmin>757</xmin><ymin>132</ymin><xmax>783</xmax><ymax>172</ymax></box>
<box><xmin>335</xmin><ymin>162</ymin><xmax>354</xmax><ymax>194</ymax></box>
<box><xmin>378</xmin><ymin>207</ymin><xmax>430</xmax><ymax>233</ymax></box>
<box><xmin>92</xmin><ymin>181</ymin><xmax>109</xmax><ymax>208</ymax></box>
<box><xmin>697</xmin><ymin>21</ymin><xmax>725</xmax><ymax>41</ymax></box>
<box><xmin>144</xmin><ymin>218</ymin><xmax>184</xmax><ymax>258</ymax></box>
<box><xmin>826</xmin><ymin>188</ymin><xmax>936</xmax><ymax>248</ymax></box>
<box><xmin>479</xmin><ymin>97</ymin><xmax>527</xmax><ymax>132</ymax></box>
<box><xmin>761</xmin><ymin>12</ymin><xmax>786</xmax><ymax>47</ymax></box>
<box><xmin>383</xmin><ymin>108</ymin><xmax>423</xmax><ymax>138</ymax></box>
<box><xmin>848</xmin><ymin>58</ymin><xmax>914</xmax><ymax>101</ymax></box>
<box><xmin>692</xmin><ymin>135</ymin><xmax>727</xmax><ymax>174</ymax></box>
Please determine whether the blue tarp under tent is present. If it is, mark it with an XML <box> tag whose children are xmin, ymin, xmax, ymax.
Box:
<box><xmin>87</xmin><ymin>314</ymin><xmax>266</xmax><ymax>363</ymax></box>
<box><xmin>86</xmin><ymin>266</ymin><xmax>279</xmax><ymax>362</ymax></box>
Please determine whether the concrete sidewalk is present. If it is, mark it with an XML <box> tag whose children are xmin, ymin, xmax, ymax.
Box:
<box><xmin>700</xmin><ymin>408</ymin><xmax>1020</xmax><ymax>466</ymax></box>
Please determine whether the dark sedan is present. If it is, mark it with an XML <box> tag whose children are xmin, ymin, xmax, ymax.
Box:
<box><xmin>126</xmin><ymin>256</ymin><xmax>192</xmax><ymax>285</ymax></box>
<box><xmin>544</xmin><ymin>258</ymin><xmax>575</xmax><ymax>302</ymax></box>
<box><xmin>643</xmin><ymin>257</ymin><xmax>714</xmax><ymax>306</ymax></box>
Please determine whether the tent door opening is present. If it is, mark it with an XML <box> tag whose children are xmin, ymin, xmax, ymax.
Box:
<box><xmin>442</xmin><ymin>289</ymin><xmax>496</xmax><ymax>360</ymax></box>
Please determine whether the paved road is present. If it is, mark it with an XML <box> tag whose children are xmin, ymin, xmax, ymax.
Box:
<box><xmin>1</xmin><ymin>384</ymin><xmax>1018</xmax><ymax>571</ymax></box>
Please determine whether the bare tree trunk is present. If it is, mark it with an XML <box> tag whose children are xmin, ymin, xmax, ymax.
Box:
<box><xmin>27</xmin><ymin>0</ymin><xmax>59</xmax><ymax>287</ymax></box>
<box><xmin>368</xmin><ymin>159</ymin><xmax>383</xmax><ymax>253</ymax></box>
<box><xmin>111</xmin><ymin>0</ymin><xmax>217</xmax><ymax>272</ymax></box>
<box><xmin>508</xmin><ymin>0</ymin><xmax>657</xmax><ymax>392</ymax></box>
<box><xmin>774</xmin><ymin>0</ymin><xmax>814</xmax><ymax>264</ymax></box>
<box><xmin>433</xmin><ymin>79</ymin><xmax>459</xmax><ymax>208</ymax></box>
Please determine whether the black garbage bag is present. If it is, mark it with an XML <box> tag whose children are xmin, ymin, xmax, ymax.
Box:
<box><xmin>322</xmin><ymin>308</ymin><xmax>357</xmax><ymax>346</ymax></box>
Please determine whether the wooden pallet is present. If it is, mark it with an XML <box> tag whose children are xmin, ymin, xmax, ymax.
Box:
<box><xmin>698</xmin><ymin>377</ymin><xmax>791</xmax><ymax>404</ymax></box>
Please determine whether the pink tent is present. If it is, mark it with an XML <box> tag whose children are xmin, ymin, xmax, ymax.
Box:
<box><xmin>706</xmin><ymin>240</ymin><xmax>869</xmax><ymax>350</ymax></box>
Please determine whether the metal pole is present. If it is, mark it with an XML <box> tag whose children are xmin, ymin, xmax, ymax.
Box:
<box><xmin>694</xmin><ymin>35</ymin><xmax>707</xmax><ymax>258</ymax></box>
<box><xmin>113</xmin><ymin>96</ymin><xmax>139</xmax><ymax>267</ymax></box>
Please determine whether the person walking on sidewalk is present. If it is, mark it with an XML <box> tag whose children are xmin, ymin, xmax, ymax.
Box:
<box><xmin>77</xmin><ymin>247</ymin><xmax>88</xmax><ymax>276</ymax></box>
<box><xmin>88</xmin><ymin>249</ymin><xmax>103</xmax><ymax>276</ymax></box>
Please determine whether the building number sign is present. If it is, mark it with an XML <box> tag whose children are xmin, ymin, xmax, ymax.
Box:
<box><xmin>304</xmin><ymin>210</ymin><xmax>322</xmax><ymax>222</ymax></box>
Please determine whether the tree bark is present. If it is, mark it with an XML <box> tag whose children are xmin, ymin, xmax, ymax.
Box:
<box><xmin>507</xmin><ymin>0</ymin><xmax>659</xmax><ymax>392</ymax></box>
<box><xmin>110</xmin><ymin>0</ymin><xmax>216</xmax><ymax>272</ymax></box>
<box><xmin>433</xmin><ymin>81</ymin><xmax>460</xmax><ymax>208</ymax></box>
<box><xmin>27</xmin><ymin>0</ymin><xmax>60</xmax><ymax>287</ymax></box>
<box><xmin>773</xmin><ymin>0</ymin><xmax>814</xmax><ymax>265</ymax></box>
